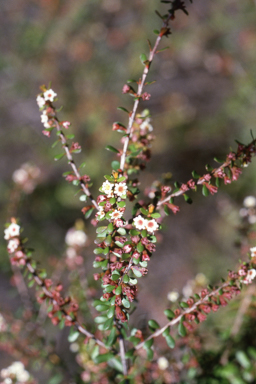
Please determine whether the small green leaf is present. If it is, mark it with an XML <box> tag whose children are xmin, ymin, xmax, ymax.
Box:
<box><xmin>105</xmin><ymin>145</ymin><xmax>120</xmax><ymax>153</ymax></box>
<box><xmin>52</xmin><ymin>140</ymin><xmax>60</xmax><ymax>148</ymax></box>
<box><xmin>117</xmin><ymin>106</ymin><xmax>129</xmax><ymax>114</ymax></box>
<box><xmin>109</xmin><ymin>197</ymin><xmax>116</xmax><ymax>205</ymax></box>
<box><xmin>140</xmin><ymin>208</ymin><xmax>149</xmax><ymax>215</ymax></box>
<box><xmin>117</xmin><ymin>201</ymin><xmax>126</xmax><ymax>208</ymax></box>
<box><xmin>236</xmin><ymin>351</ymin><xmax>251</xmax><ymax>369</ymax></box>
<box><xmin>130</xmin><ymin>229</ymin><xmax>140</xmax><ymax>236</ymax></box>
<box><xmin>107</xmin><ymin>327</ymin><xmax>117</xmax><ymax>346</ymax></box>
<box><xmin>85</xmin><ymin>207</ymin><xmax>94</xmax><ymax>219</ymax></box>
<box><xmin>111</xmin><ymin>160</ymin><xmax>120</xmax><ymax>171</ymax></box>
<box><xmin>214</xmin><ymin>157</ymin><xmax>223</xmax><ymax>163</ymax></box>
<box><xmin>140</xmin><ymin>54</ymin><xmax>148</xmax><ymax>64</ymax></box>
<box><xmin>94</xmin><ymin>316</ymin><xmax>108</xmax><ymax>324</ymax></box>
<box><xmin>178</xmin><ymin>319</ymin><xmax>187</xmax><ymax>337</ymax></box>
<box><xmin>202</xmin><ymin>184</ymin><xmax>209</xmax><ymax>197</ymax></box>
<box><xmin>117</xmin><ymin>228</ymin><xmax>126</xmax><ymax>235</ymax></box>
<box><xmin>102</xmin><ymin>318</ymin><xmax>113</xmax><ymax>331</ymax></box>
<box><xmin>123</xmin><ymin>275</ymin><xmax>129</xmax><ymax>283</ymax></box>
<box><xmin>180</xmin><ymin>301</ymin><xmax>189</xmax><ymax>309</ymax></box>
<box><xmin>151</xmin><ymin>212</ymin><xmax>161</xmax><ymax>218</ymax></box>
<box><xmin>143</xmin><ymin>338</ymin><xmax>154</xmax><ymax>350</ymax></box>
<box><xmin>164</xmin><ymin>205</ymin><xmax>170</xmax><ymax>216</ymax></box>
<box><xmin>107</xmin><ymin>223</ymin><xmax>114</xmax><ymax>233</ymax></box>
<box><xmin>146</xmin><ymin>348</ymin><xmax>154</xmax><ymax>361</ymax></box>
<box><xmin>107</xmin><ymin>306</ymin><xmax>115</xmax><ymax>319</ymax></box>
<box><xmin>104</xmin><ymin>285</ymin><xmax>115</xmax><ymax>293</ymax></box>
<box><xmin>136</xmin><ymin>242</ymin><xmax>144</xmax><ymax>253</ymax></box>
<box><xmin>184</xmin><ymin>194</ymin><xmax>193</xmax><ymax>204</ymax></box>
<box><xmin>148</xmin><ymin>319</ymin><xmax>160</xmax><ymax>330</ymax></box>
<box><xmin>165</xmin><ymin>335</ymin><xmax>175</xmax><ymax>349</ymax></box>
<box><xmin>94</xmin><ymin>352</ymin><xmax>114</xmax><ymax>364</ymax></box>
<box><xmin>66</xmin><ymin>134</ymin><xmax>75</xmax><ymax>139</ymax></box>
<box><xmin>125</xmin><ymin>348</ymin><xmax>135</xmax><ymax>358</ymax></box>
<box><xmin>68</xmin><ymin>329</ymin><xmax>79</xmax><ymax>342</ymax></box>
<box><xmin>164</xmin><ymin>309</ymin><xmax>175</xmax><ymax>319</ymax></box>
<box><xmin>129</xmin><ymin>278</ymin><xmax>137</xmax><ymax>285</ymax></box>
<box><xmin>163</xmin><ymin>326</ymin><xmax>170</xmax><ymax>337</ymax></box>
<box><xmin>54</xmin><ymin>153</ymin><xmax>65</xmax><ymax>161</ymax></box>
<box><xmin>192</xmin><ymin>170</ymin><xmax>200</xmax><ymax>179</ymax></box>
<box><xmin>153</xmin><ymin>29</ymin><xmax>160</xmax><ymax>35</ymax></box>
<box><xmin>95</xmin><ymin>304</ymin><xmax>109</xmax><ymax>312</ymax></box>
<box><xmin>108</xmin><ymin>358</ymin><xmax>123</xmax><ymax>373</ymax></box>
<box><xmin>132</xmin><ymin>268</ymin><xmax>142</xmax><ymax>278</ymax></box>
<box><xmin>112</xmin><ymin>274</ymin><xmax>120</xmax><ymax>281</ymax></box>
<box><xmin>115</xmin><ymin>241</ymin><xmax>124</xmax><ymax>248</ymax></box>
<box><xmin>115</xmin><ymin>285</ymin><xmax>122</xmax><ymax>295</ymax></box>
<box><xmin>122</xmin><ymin>298</ymin><xmax>131</xmax><ymax>308</ymax></box>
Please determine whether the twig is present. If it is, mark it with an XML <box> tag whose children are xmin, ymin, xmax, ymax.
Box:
<box><xmin>26</xmin><ymin>260</ymin><xmax>108</xmax><ymax>350</ymax></box>
<box><xmin>135</xmin><ymin>282</ymin><xmax>230</xmax><ymax>350</ymax></box>
<box><xmin>120</xmin><ymin>16</ymin><xmax>173</xmax><ymax>171</ymax></box>
<box><xmin>54</xmin><ymin>118</ymin><xmax>99</xmax><ymax>210</ymax></box>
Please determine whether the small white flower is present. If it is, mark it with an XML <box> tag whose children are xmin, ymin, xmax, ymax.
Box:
<box><xmin>4</xmin><ymin>223</ymin><xmax>20</xmax><ymax>240</ymax></box>
<box><xmin>144</xmin><ymin>219</ymin><xmax>158</xmax><ymax>233</ymax></box>
<box><xmin>12</xmin><ymin>169</ymin><xmax>28</xmax><ymax>184</ymax></box>
<box><xmin>17</xmin><ymin>370</ymin><xmax>30</xmax><ymax>382</ymax></box>
<box><xmin>243</xmin><ymin>196</ymin><xmax>256</xmax><ymax>208</ymax></box>
<box><xmin>36</xmin><ymin>95</ymin><xmax>45</xmax><ymax>108</ymax></box>
<box><xmin>66</xmin><ymin>247</ymin><xmax>76</xmax><ymax>259</ymax></box>
<box><xmin>167</xmin><ymin>290</ymin><xmax>179</xmax><ymax>302</ymax></box>
<box><xmin>41</xmin><ymin>115</ymin><xmax>48</xmax><ymax>125</ymax></box>
<box><xmin>96</xmin><ymin>207</ymin><xmax>105</xmax><ymax>219</ymax></box>
<box><xmin>4</xmin><ymin>378</ymin><xmax>12</xmax><ymax>384</ymax></box>
<box><xmin>140</xmin><ymin>118</ymin><xmax>153</xmax><ymax>132</ymax></box>
<box><xmin>242</xmin><ymin>269</ymin><xmax>256</xmax><ymax>284</ymax></box>
<box><xmin>65</xmin><ymin>229</ymin><xmax>87</xmax><ymax>247</ymax></box>
<box><xmin>102</xmin><ymin>181</ymin><xmax>114</xmax><ymax>197</ymax></box>
<box><xmin>70</xmin><ymin>342</ymin><xmax>79</xmax><ymax>353</ymax></box>
<box><xmin>133</xmin><ymin>215</ymin><xmax>146</xmax><ymax>230</ymax></box>
<box><xmin>250</xmin><ymin>247</ymin><xmax>256</xmax><ymax>257</ymax></box>
<box><xmin>157</xmin><ymin>356</ymin><xmax>169</xmax><ymax>370</ymax></box>
<box><xmin>248</xmin><ymin>215</ymin><xmax>256</xmax><ymax>224</ymax></box>
<box><xmin>110</xmin><ymin>210</ymin><xmax>123</xmax><ymax>220</ymax></box>
<box><xmin>114</xmin><ymin>182</ymin><xmax>127</xmax><ymax>197</ymax></box>
<box><xmin>44</xmin><ymin>88</ymin><xmax>57</xmax><ymax>102</ymax></box>
<box><xmin>7</xmin><ymin>239</ymin><xmax>19</xmax><ymax>253</ymax></box>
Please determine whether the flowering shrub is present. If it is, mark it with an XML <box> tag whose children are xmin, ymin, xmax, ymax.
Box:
<box><xmin>2</xmin><ymin>1</ymin><xmax>256</xmax><ymax>383</ymax></box>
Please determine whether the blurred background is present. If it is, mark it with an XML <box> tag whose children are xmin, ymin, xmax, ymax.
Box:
<box><xmin>1</xmin><ymin>0</ymin><xmax>256</xmax><ymax>381</ymax></box>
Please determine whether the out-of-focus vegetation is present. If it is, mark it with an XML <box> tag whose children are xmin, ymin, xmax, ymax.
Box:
<box><xmin>1</xmin><ymin>0</ymin><xmax>256</xmax><ymax>382</ymax></box>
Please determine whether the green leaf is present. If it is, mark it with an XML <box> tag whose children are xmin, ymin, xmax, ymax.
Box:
<box><xmin>192</xmin><ymin>170</ymin><xmax>200</xmax><ymax>179</ymax></box>
<box><xmin>107</xmin><ymin>306</ymin><xmax>115</xmax><ymax>319</ymax></box>
<box><xmin>148</xmin><ymin>319</ymin><xmax>160</xmax><ymax>330</ymax></box>
<box><xmin>132</xmin><ymin>268</ymin><xmax>142</xmax><ymax>278</ymax></box>
<box><xmin>214</xmin><ymin>157</ymin><xmax>223</xmax><ymax>163</ymax></box>
<box><xmin>122</xmin><ymin>298</ymin><xmax>131</xmax><ymax>308</ymax></box>
<box><xmin>95</xmin><ymin>304</ymin><xmax>109</xmax><ymax>312</ymax></box>
<box><xmin>140</xmin><ymin>208</ymin><xmax>149</xmax><ymax>215</ymax></box>
<box><xmin>180</xmin><ymin>301</ymin><xmax>189</xmax><ymax>309</ymax></box>
<box><xmin>184</xmin><ymin>194</ymin><xmax>193</xmax><ymax>204</ymax></box>
<box><xmin>163</xmin><ymin>326</ymin><xmax>170</xmax><ymax>337</ymax></box>
<box><xmin>66</xmin><ymin>134</ymin><xmax>75</xmax><ymax>139</ymax></box>
<box><xmin>54</xmin><ymin>153</ymin><xmax>65</xmax><ymax>161</ymax></box>
<box><xmin>178</xmin><ymin>319</ymin><xmax>187</xmax><ymax>337</ymax></box>
<box><xmin>93</xmin><ymin>247</ymin><xmax>104</xmax><ymax>255</ymax></box>
<box><xmin>143</xmin><ymin>338</ymin><xmax>154</xmax><ymax>350</ymax></box>
<box><xmin>108</xmin><ymin>358</ymin><xmax>123</xmax><ymax>373</ymax></box>
<box><xmin>165</xmin><ymin>335</ymin><xmax>175</xmax><ymax>349</ymax></box>
<box><xmin>236</xmin><ymin>351</ymin><xmax>251</xmax><ymax>369</ymax></box>
<box><xmin>140</xmin><ymin>54</ymin><xmax>148</xmax><ymax>65</ymax></box>
<box><xmin>109</xmin><ymin>197</ymin><xmax>116</xmax><ymax>205</ymax></box>
<box><xmin>52</xmin><ymin>139</ymin><xmax>60</xmax><ymax>148</ymax></box>
<box><xmin>104</xmin><ymin>285</ymin><xmax>115</xmax><ymax>293</ymax></box>
<box><xmin>151</xmin><ymin>212</ymin><xmax>161</xmax><ymax>218</ymax></box>
<box><xmin>164</xmin><ymin>309</ymin><xmax>175</xmax><ymax>319</ymax></box>
<box><xmin>91</xmin><ymin>345</ymin><xmax>99</xmax><ymax>360</ymax></box>
<box><xmin>105</xmin><ymin>145</ymin><xmax>119</xmax><ymax>153</ymax></box>
<box><xmin>125</xmin><ymin>348</ymin><xmax>135</xmax><ymax>358</ymax></box>
<box><xmin>84</xmin><ymin>207</ymin><xmax>94</xmax><ymax>219</ymax></box>
<box><xmin>111</xmin><ymin>160</ymin><xmax>120</xmax><ymax>171</ymax></box>
<box><xmin>123</xmin><ymin>275</ymin><xmax>129</xmax><ymax>284</ymax></box>
<box><xmin>117</xmin><ymin>201</ymin><xmax>126</xmax><ymax>208</ymax></box>
<box><xmin>146</xmin><ymin>348</ymin><xmax>154</xmax><ymax>361</ymax></box>
<box><xmin>105</xmin><ymin>235</ymin><xmax>112</xmax><ymax>246</ymax></box>
<box><xmin>157</xmin><ymin>46</ymin><xmax>170</xmax><ymax>52</ymax></box>
<box><xmin>94</xmin><ymin>352</ymin><xmax>114</xmax><ymax>364</ymax></box>
<box><xmin>164</xmin><ymin>204</ymin><xmax>170</xmax><ymax>216</ymax></box>
<box><xmin>106</xmin><ymin>328</ymin><xmax>117</xmax><ymax>346</ymax></box>
<box><xmin>129</xmin><ymin>278</ymin><xmax>137</xmax><ymax>285</ymax></box>
<box><xmin>115</xmin><ymin>285</ymin><xmax>122</xmax><ymax>295</ymax></box>
<box><xmin>117</xmin><ymin>106</ymin><xmax>129</xmax><ymax>114</ymax></box>
<box><xmin>103</xmin><ymin>318</ymin><xmax>114</xmax><ymax>330</ymax></box>
<box><xmin>115</xmin><ymin>241</ymin><xmax>124</xmax><ymax>248</ymax></box>
<box><xmin>107</xmin><ymin>223</ymin><xmax>114</xmax><ymax>233</ymax></box>
<box><xmin>94</xmin><ymin>316</ymin><xmax>108</xmax><ymax>324</ymax></box>
<box><xmin>112</xmin><ymin>274</ymin><xmax>120</xmax><ymax>281</ymax></box>
<box><xmin>153</xmin><ymin>29</ymin><xmax>160</xmax><ymax>35</ymax></box>
<box><xmin>136</xmin><ymin>242</ymin><xmax>144</xmax><ymax>253</ymax></box>
<box><xmin>202</xmin><ymin>184</ymin><xmax>209</xmax><ymax>197</ymax></box>
<box><xmin>68</xmin><ymin>329</ymin><xmax>79</xmax><ymax>343</ymax></box>
<box><xmin>130</xmin><ymin>229</ymin><xmax>140</xmax><ymax>236</ymax></box>
<box><xmin>117</xmin><ymin>228</ymin><xmax>126</xmax><ymax>235</ymax></box>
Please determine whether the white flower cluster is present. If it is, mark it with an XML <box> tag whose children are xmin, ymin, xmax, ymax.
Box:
<box><xmin>242</xmin><ymin>268</ymin><xmax>256</xmax><ymax>285</ymax></box>
<box><xmin>12</xmin><ymin>163</ymin><xmax>41</xmax><ymax>194</ymax></box>
<box><xmin>101</xmin><ymin>180</ymin><xmax>127</xmax><ymax>198</ymax></box>
<box><xmin>239</xmin><ymin>195</ymin><xmax>256</xmax><ymax>224</ymax></box>
<box><xmin>1</xmin><ymin>362</ymin><xmax>30</xmax><ymax>384</ymax></box>
<box><xmin>4</xmin><ymin>223</ymin><xmax>20</xmax><ymax>254</ymax></box>
<box><xmin>65</xmin><ymin>228</ymin><xmax>87</xmax><ymax>248</ymax></box>
<box><xmin>36</xmin><ymin>88</ymin><xmax>57</xmax><ymax>128</ymax></box>
<box><xmin>250</xmin><ymin>247</ymin><xmax>256</xmax><ymax>258</ymax></box>
<box><xmin>96</xmin><ymin>181</ymin><xmax>128</xmax><ymax>221</ymax></box>
<box><xmin>133</xmin><ymin>215</ymin><xmax>159</xmax><ymax>233</ymax></box>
